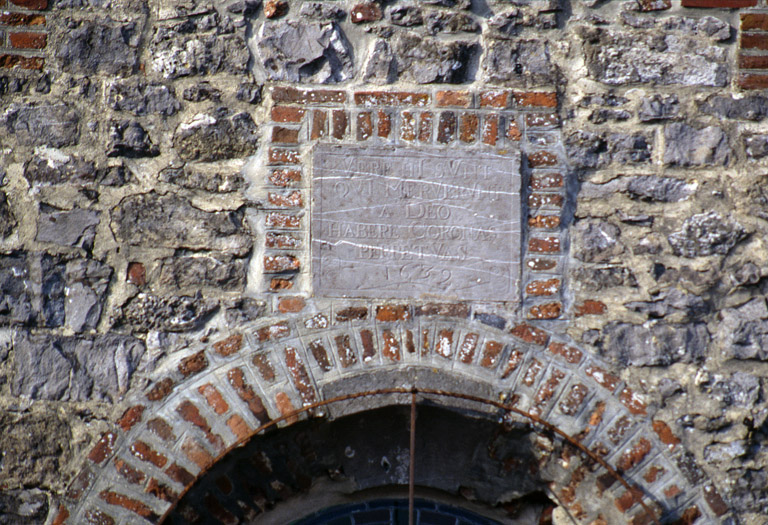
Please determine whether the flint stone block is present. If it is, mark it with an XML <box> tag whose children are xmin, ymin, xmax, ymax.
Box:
<box><xmin>565</xmin><ymin>131</ymin><xmax>652</xmax><ymax>169</ymax></box>
<box><xmin>708</xmin><ymin>372</ymin><xmax>761</xmax><ymax>408</ymax></box>
<box><xmin>700</xmin><ymin>95</ymin><xmax>768</xmax><ymax>121</ymax></box>
<box><xmin>625</xmin><ymin>288</ymin><xmax>708</xmax><ymax>320</ymax></box>
<box><xmin>394</xmin><ymin>32</ymin><xmax>474</xmax><ymax>84</ymax></box>
<box><xmin>626</xmin><ymin>176</ymin><xmax>694</xmax><ymax>202</ymax></box>
<box><xmin>664</xmin><ymin>123</ymin><xmax>730</xmax><ymax>167</ymax></box>
<box><xmin>638</xmin><ymin>94</ymin><xmax>679</xmax><ymax>121</ymax></box>
<box><xmin>173</xmin><ymin>109</ymin><xmax>259</xmax><ymax>162</ymax></box>
<box><xmin>111</xmin><ymin>193</ymin><xmax>252</xmax><ymax>255</ymax></box>
<box><xmin>363</xmin><ymin>40</ymin><xmax>397</xmax><ymax>84</ymax></box>
<box><xmin>1</xmin><ymin>104</ymin><xmax>79</xmax><ymax>148</ymax></box>
<box><xmin>159</xmin><ymin>164</ymin><xmax>244</xmax><ymax>192</ymax></box>
<box><xmin>602</xmin><ymin>322</ymin><xmax>709</xmax><ymax>366</ymax></box>
<box><xmin>0</xmin><ymin>254</ymin><xmax>34</xmax><ymax>325</ymax></box>
<box><xmin>744</xmin><ymin>135</ymin><xmax>768</xmax><ymax>159</ymax></box>
<box><xmin>389</xmin><ymin>5</ymin><xmax>423</xmax><ymax>26</ymax></box>
<box><xmin>106</xmin><ymin>80</ymin><xmax>181</xmax><ymax>116</ymax></box>
<box><xmin>572</xmin><ymin>220</ymin><xmax>623</xmax><ymax>262</ymax></box>
<box><xmin>157</xmin><ymin>253</ymin><xmax>247</xmax><ymax>291</ymax></box>
<box><xmin>11</xmin><ymin>331</ymin><xmax>145</xmax><ymax>401</ymax></box>
<box><xmin>299</xmin><ymin>2</ymin><xmax>346</xmax><ymax>20</ymax></box>
<box><xmin>256</xmin><ymin>21</ymin><xmax>353</xmax><ymax>83</ymax></box>
<box><xmin>151</xmin><ymin>31</ymin><xmax>248</xmax><ymax>79</ymax></box>
<box><xmin>107</xmin><ymin>120</ymin><xmax>159</xmax><ymax>158</ymax></box>
<box><xmin>36</xmin><ymin>206</ymin><xmax>100</xmax><ymax>249</ymax></box>
<box><xmin>119</xmin><ymin>292</ymin><xmax>218</xmax><ymax>332</ymax></box>
<box><xmin>0</xmin><ymin>191</ymin><xmax>16</xmax><ymax>238</ymax></box>
<box><xmin>583</xmin><ymin>28</ymin><xmax>727</xmax><ymax>87</ymax></box>
<box><xmin>718</xmin><ymin>298</ymin><xmax>768</xmax><ymax>360</ymax></box>
<box><xmin>425</xmin><ymin>11</ymin><xmax>479</xmax><ymax>35</ymax></box>
<box><xmin>483</xmin><ymin>38</ymin><xmax>554</xmax><ymax>85</ymax></box>
<box><xmin>668</xmin><ymin>212</ymin><xmax>745</xmax><ymax>258</ymax></box>
<box><xmin>571</xmin><ymin>266</ymin><xmax>637</xmax><ymax>291</ymax></box>
<box><xmin>0</xmin><ymin>489</ymin><xmax>48</xmax><ymax>523</ymax></box>
<box><xmin>56</xmin><ymin>18</ymin><xmax>140</xmax><ymax>76</ymax></box>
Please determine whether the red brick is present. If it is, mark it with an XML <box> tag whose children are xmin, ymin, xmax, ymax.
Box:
<box><xmin>671</xmin><ymin>506</ymin><xmax>701</xmax><ymax>525</ymax></box>
<box><xmin>405</xmin><ymin>330</ymin><xmax>416</xmax><ymax>354</ymax></box>
<box><xmin>270</xmin><ymin>106</ymin><xmax>305</xmax><ymax>123</ymax></box>
<box><xmin>575</xmin><ymin>300</ymin><xmax>607</xmax><ymax>316</ymax></box>
<box><xmin>66</xmin><ymin>468</ymin><xmax>94</xmax><ymax>500</ymax></box>
<box><xmin>548</xmin><ymin>342</ymin><xmax>582</xmax><ymax>364</ymax></box>
<box><xmin>435</xmin><ymin>329</ymin><xmax>454</xmax><ymax>358</ymax></box>
<box><xmin>114</xmin><ymin>458</ymin><xmax>146</xmax><ymax>485</ymax></box>
<box><xmin>9</xmin><ymin>31</ymin><xmax>46</xmax><ymax>49</ymax></box>
<box><xmin>507</xmin><ymin>119</ymin><xmax>522</xmax><ymax>141</ymax></box>
<box><xmin>83</xmin><ymin>509</ymin><xmax>115</xmax><ymax>525</ymax></box>
<box><xmin>528</xmin><ymin>151</ymin><xmax>559</xmax><ymax>167</ymax></box>
<box><xmin>683</xmin><ymin>0</ymin><xmax>755</xmax><ymax>6</ymax></box>
<box><xmin>436</xmin><ymin>90</ymin><xmax>472</xmax><ymax>107</ymax></box>
<box><xmin>511</xmin><ymin>91</ymin><xmax>557</xmax><ymax>108</ymax></box>
<box><xmin>256</xmin><ymin>321</ymin><xmax>290</xmax><ymax>341</ymax></box>
<box><xmin>51</xmin><ymin>505</ymin><xmax>69</xmax><ymax>525</ymax></box>
<box><xmin>0</xmin><ymin>54</ymin><xmax>43</xmax><ymax>70</ymax></box>
<box><xmin>269</xmin><ymin>168</ymin><xmax>301</xmax><ymax>187</ymax></box>
<box><xmin>177</xmin><ymin>400</ymin><xmax>224</xmax><ymax>449</ymax></box>
<box><xmin>226</xmin><ymin>413</ymin><xmax>252</xmax><ymax>441</ymax></box>
<box><xmin>118</xmin><ymin>405</ymin><xmax>145</xmax><ymax>432</ymax></box>
<box><xmin>620</xmin><ymin>387</ymin><xmax>647</xmax><ymax>416</ymax></box>
<box><xmin>213</xmin><ymin>334</ymin><xmax>243</xmax><ymax>357</ymax></box>
<box><xmin>741</xmin><ymin>13</ymin><xmax>768</xmax><ymax>31</ymax></box>
<box><xmin>334</xmin><ymin>334</ymin><xmax>357</xmax><ymax>367</ymax></box>
<box><xmin>355</xmin><ymin>91</ymin><xmax>430</xmax><ymax>106</ymax></box>
<box><xmin>130</xmin><ymin>440</ymin><xmax>167</xmax><ymax>468</ymax></box>
<box><xmin>382</xmin><ymin>330</ymin><xmax>401</xmax><ymax>362</ymax></box>
<box><xmin>418</xmin><ymin>111</ymin><xmax>433</xmax><ymax>142</ymax></box>
<box><xmin>332</xmin><ymin>109</ymin><xmax>348</xmax><ymax>139</ymax></box>
<box><xmin>181</xmin><ymin>438</ymin><xmax>214</xmax><ymax>470</ymax></box>
<box><xmin>703</xmin><ymin>485</ymin><xmax>728</xmax><ymax>516</ymax></box>
<box><xmin>643</xmin><ymin>465</ymin><xmax>665</xmax><ymax>483</ymax></box>
<box><xmin>529</xmin><ymin>215</ymin><xmax>560</xmax><ymax>229</ymax></box>
<box><xmin>739</xmin><ymin>55</ymin><xmax>768</xmax><ymax>69</ymax></box>
<box><xmin>510</xmin><ymin>323</ymin><xmax>549</xmax><ymax>346</ymax></box>
<box><xmin>526</xmin><ymin>113</ymin><xmax>559</xmax><ymax>128</ymax></box>
<box><xmin>528</xmin><ymin>193</ymin><xmax>564</xmax><ymax>208</ymax></box>
<box><xmin>528</xmin><ymin>236</ymin><xmax>560</xmax><ymax>253</ymax></box>
<box><xmin>146</xmin><ymin>477</ymin><xmax>178</xmax><ymax>503</ymax></box>
<box><xmin>585</xmin><ymin>365</ymin><xmax>621</xmax><ymax>391</ymax></box>
<box><xmin>9</xmin><ymin>0</ymin><xmax>47</xmax><ymax>8</ymax></box>
<box><xmin>88</xmin><ymin>432</ymin><xmax>117</xmax><ymax>464</ymax></box>
<box><xmin>278</xmin><ymin>296</ymin><xmax>305</xmax><ymax>313</ymax></box>
<box><xmin>275</xmin><ymin>391</ymin><xmax>298</xmax><ymax>424</ymax></box>
<box><xmin>147</xmin><ymin>417</ymin><xmax>176</xmax><ymax>442</ymax></box>
<box><xmin>166</xmin><ymin>462</ymin><xmax>196</xmax><ymax>486</ymax></box>
<box><xmin>350</xmin><ymin>2</ymin><xmax>382</xmax><ymax>22</ymax></box>
<box><xmin>741</xmin><ymin>33</ymin><xmax>768</xmax><ymax>50</ymax></box>
<box><xmin>529</xmin><ymin>302</ymin><xmax>561</xmax><ymax>319</ymax></box>
<box><xmin>738</xmin><ymin>73</ymin><xmax>768</xmax><ymax>90</ymax></box>
<box><xmin>401</xmin><ymin>111</ymin><xmax>416</xmax><ymax>141</ymax></box>
<box><xmin>267</xmin><ymin>148</ymin><xmax>300</xmax><ymax>165</ymax></box>
<box><xmin>459</xmin><ymin>113</ymin><xmax>479</xmax><ymax>143</ymax></box>
<box><xmin>360</xmin><ymin>329</ymin><xmax>376</xmax><ymax>362</ymax></box>
<box><xmin>522</xmin><ymin>358</ymin><xmax>543</xmax><ymax>387</ymax></box>
<box><xmin>271</xmin><ymin>126</ymin><xmax>300</xmax><ymax>144</ymax></box>
<box><xmin>199</xmin><ymin>383</ymin><xmax>229</xmax><ymax>415</ymax></box>
<box><xmin>526</xmin><ymin>257</ymin><xmax>557</xmax><ymax>271</ymax></box>
<box><xmin>263</xmin><ymin>0</ymin><xmax>287</xmax><ymax>17</ymax></box>
<box><xmin>266</xmin><ymin>212</ymin><xmax>301</xmax><ymax>228</ymax></box>
<box><xmin>126</xmin><ymin>261</ymin><xmax>145</xmax><ymax>286</ymax></box>
<box><xmin>285</xmin><ymin>347</ymin><xmax>317</xmax><ymax>405</ymax></box>
<box><xmin>264</xmin><ymin>254</ymin><xmax>300</xmax><ymax>273</ymax></box>
<box><xmin>458</xmin><ymin>333</ymin><xmax>479</xmax><ymax>364</ymax></box>
<box><xmin>266</xmin><ymin>232</ymin><xmax>300</xmax><ymax>248</ymax></box>
<box><xmin>531</xmin><ymin>173</ymin><xmax>564</xmax><ymax>190</ymax></box>
<box><xmin>308</xmin><ymin>339</ymin><xmax>333</xmax><ymax>371</ymax></box>
<box><xmin>357</xmin><ymin>111</ymin><xmax>373</xmax><ymax>140</ymax></box>
<box><xmin>615</xmin><ymin>487</ymin><xmax>643</xmax><ymax>513</ymax></box>
<box><xmin>482</xmin><ymin>115</ymin><xmax>499</xmax><ymax>145</ymax></box>
<box><xmin>526</xmin><ymin>278</ymin><xmax>561</xmax><ymax>296</ymax></box>
<box><xmin>269</xmin><ymin>277</ymin><xmax>294</xmax><ymax>291</ymax></box>
<box><xmin>376</xmin><ymin>304</ymin><xmax>410</xmax><ymax>321</ymax></box>
<box><xmin>100</xmin><ymin>490</ymin><xmax>159</xmax><ymax>521</ymax></box>
<box><xmin>531</xmin><ymin>369</ymin><xmax>566</xmax><ymax>416</ymax></box>
<box><xmin>617</xmin><ymin>437</ymin><xmax>652</xmax><ymax>472</ymax></box>
<box><xmin>179</xmin><ymin>350</ymin><xmax>208</xmax><ymax>377</ymax></box>
<box><xmin>652</xmin><ymin>420</ymin><xmax>681</xmax><ymax>449</ymax></box>
<box><xmin>311</xmin><ymin>109</ymin><xmax>327</xmax><ymax>139</ymax></box>
<box><xmin>421</xmin><ymin>329</ymin><xmax>430</xmax><ymax>357</ymax></box>
<box><xmin>0</xmin><ymin>13</ymin><xmax>45</xmax><ymax>26</ymax></box>
<box><xmin>337</xmin><ymin>306</ymin><xmax>368</xmax><ymax>321</ymax></box>
<box><xmin>559</xmin><ymin>383</ymin><xmax>589</xmax><ymax>415</ymax></box>
<box><xmin>377</xmin><ymin>110</ymin><xmax>391</xmax><ymax>137</ymax></box>
<box><xmin>479</xmin><ymin>90</ymin><xmax>508</xmax><ymax>108</ymax></box>
<box><xmin>414</xmin><ymin>303</ymin><xmax>469</xmax><ymax>317</ymax></box>
<box><xmin>227</xmin><ymin>367</ymin><xmax>271</xmax><ymax>423</ymax></box>
<box><xmin>480</xmin><ymin>340</ymin><xmax>504</xmax><ymax>368</ymax></box>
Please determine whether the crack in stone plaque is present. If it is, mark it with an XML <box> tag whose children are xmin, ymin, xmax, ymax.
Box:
<box><xmin>311</xmin><ymin>144</ymin><xmax>522</xmax><ymax>302</ymax></box>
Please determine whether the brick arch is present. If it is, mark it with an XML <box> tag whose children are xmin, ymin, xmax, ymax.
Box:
<box><xmin>55</xmin><ymin>305</ymin><xmax>730</xmax><ymax>524</ymax></box>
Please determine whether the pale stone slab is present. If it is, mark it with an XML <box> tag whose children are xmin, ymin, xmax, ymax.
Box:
<box><xmin>311</xmin><ymin>144</ymin><xmax>522</xmax><ymax>302</ymax></box>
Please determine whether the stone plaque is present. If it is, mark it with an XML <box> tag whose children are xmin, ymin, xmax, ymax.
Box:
<box><xmin>311</xmin><ymin>145</ymin><xmax>522</xmax><ymax>301</ymax></box>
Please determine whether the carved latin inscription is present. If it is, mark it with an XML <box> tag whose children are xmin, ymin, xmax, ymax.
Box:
<box><xmin>311</xmin><ymin>144</ymin><xmax>522</xmax><ymax>301</ymax></box>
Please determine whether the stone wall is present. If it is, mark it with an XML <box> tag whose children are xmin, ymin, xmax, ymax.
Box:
<box><xmin>1</xmin><ymin>0</ymin><xmax>768</xmax><ymax>523</ymax></box>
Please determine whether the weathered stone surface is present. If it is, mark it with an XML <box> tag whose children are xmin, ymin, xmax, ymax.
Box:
<box><xmin>159</xmin><ymin>164</ymin><xmax>244</xmax><ymax>192</ymax></box>
<box><xmin>487</xmin><ymin>10</ymin><xmax>521</xmax><ymax>39</ymax></box>
<box><xmin>36</xmin><ymin>206</ymin><xmax>100</xmax><ymax>249</ymax></box>
<box><xmin>12</xmin><ymin>331</ymin><xmax>144</xmax><ymax>401</ymax></box>
<box><xmin>119</xmin><ymin>293</ymin><xmax>218</xmax><ymax>332</ymax></box>
<box><xmin>664</xmin><ymin>124</ymin><xmax>730</xmax><ymax>167</ymax></box>
<box><xmin>223</xmin><ymin>297</ymin><xmax>267</xmax><ymax>326</ymax></box>
<box><xmin>107</xmin><ymin>120</ymin><xmax>159</xmax><ymax>158</ymax></box>
<box><xmin>705</xmin><ymin>372</ymin><xmax>761</xmax><ymax>408</ymax></box>
<box><xmin>173</xmin><ymin>109</ymin><xmax>259</xmax><ymax>162</ymax></box>
<box><xmin>299</xmin><ymin>2</ymin><xmax>346</xmax><ymax>20</ymax></box>
<box><xmin>389</xmin><ymin>5</ymin><xmax>423</xmax><ymax>26</ymax></box>
<box><xmin>0</xmin><ymin>489</ymin><xmax>48</xmax><ymax>524</ymax></box>
<box><xmin>745</xmin><ymin>134</ymin><xmax>768</xmax><ymax>160</ymax></box>
<box><xmin>235</xmin><ymin>83</ymin><xmax>262</xmax><ymax>104</ymax></box>
<box><xmin>483</xmin><ymin>38</ymin><xmax>554</xmax><ymax>85</ymax></box>
<box><xmin>23</xmin><ymin>148</ymin><xmax>94</xmax><ymax>186</ymax></box>
<box><xmin>183</xmin><ymin>82</ymin><xmax>221</xmax><ymax>102</ymax></box>
<box><xmin>582</xmin><ymin>28</ymin><xmax>727</xmax><ymax>87</ymax></box>
<box><xmin>565</xmin><ymin>131</ymin><xmax>651</xmax><ymax>169</ymax></box>
<box><xmin>394</xmin><ymin>32</ymin><xmax>474</xmax><ymax>84</ymax></box>
<box><xmin>571</xmin><ymin>266</ymin><xmax>637</xmax><ymax>291</ymax></box>
<box><xmin>625</xmin><ymin>288</ymin><xmax>708</xmax><ymax>320</ymax></box>
<box><xmin>718</xmin><ymin>298</ymin><xmax>768</xmax><ymax>361</ymax></box>
<box><xmin>106</xmin><ymin>80</ymin><xmax>181</xmax><ymax>116</ymax></box>
<box><xmin>626</xmin><ymin>176</ymin><xmax>695</xmax><ymax>202</ymax></box>
<box><xmin>0</xmin><ymin>191</ymin><xmax>16</xmax><ymax>238</ymax></box>
<box><xmin>151</xmin><ymin>28</ymin><xmax>248</xmax><ymax>79</ymax></box>
<box><xmin>112</xmin><ymin>193</ymin><xmax>252</xmax><ymax>254</ymax></box>
<box><xmin>700</xmin><ymin>95</ymin><xmax>768</xmax><ymax>121</ymax></box>
<box><xmin>56</xmin><ymin>18</ymin><xmax>140</xmax><ymax>76</ymax></box>
<box><xmin>661</xmin><ymin>15</ymin><xmax>731</xmax><ymax>42</ymax></box>
<box><xmin>424</xmin><ymin>11</ymin><xmax>479</xmax><ymax>35</ymax></box>
<box><xmin>1</xmin><ymin>104</ymin><xmax>79</xmax><ymax>148</ymax></box>
<box><xmin>157</xmin><ymin>254</ymin><xmax>247</xmax><ymax>291</ymax></box>
<box><xmin>0</xmin><ymin>254</ymin><xmax>34</xmax><ymax>325</ymax></box>
<box><xmin>602</xmin><ymin>322</ymin><xmax>709</xmax><ymax>366</ymax></box>
<box><xmin>638</xmin><ymin>94</ymin><xmax>679</xmax><ymax>121</ymax></box>
<box><xmin>668</xmin><ymin>212</ymin><xmax>745</xmax><ymax>258</ymax></box>
<box><xmin>572</xmin><ymin>220</ymin><xmax>623</xmax><ymax>263</ymax></box>
<box><xmin>256</xmin><ymin>21</ymin><xmax>353</xmax><ymax>83</ymax></box>
<box><xmin>363</xmin><ymin>40</ymin><xmax>396</xmax><ymax>84</ymax></box>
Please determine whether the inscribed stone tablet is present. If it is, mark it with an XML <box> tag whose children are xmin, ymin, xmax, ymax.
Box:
<box><xmin>311</xmin><ymin>145</ymin><xmax>521</xmax><ymax>302</ymax></box>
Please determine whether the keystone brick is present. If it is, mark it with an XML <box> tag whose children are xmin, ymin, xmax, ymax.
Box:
<box><xmin>357</xmin><ymin>112</ymin><xmax>373</xmax><ymax>140</ymax></box>
<box><xmin>336</xmin><ymin>306</ymin><xmax>368</xmax><ymax>321</ymax></box>
<box><xmin>285</xmin><ymin>347</ymin><xmax>317</xmax><ymax>405</ymax></box>
<box><xmin>308</xmin><ymin>340</ymin><xmax>333</xmax><ymax>371</ymax></box>
<box><xmin>360</xmin><ymin>329</ymin><xmax>376</xmax><ymax>361</ymax></box>
<box><xmin>529</xmin><ymin>215</ymin><xmax>561</xmax><ymax>229</ymax></box>
<box><xmin>682</xmin><ymin>0</ymin><xmax>756</xmax><ymax>6</ymax></box>
<box><xmin>9</xmin><ymin>32</ymin><xmax>46</xmax><ymax>49</ymax></box>
<box><xmin>741</xmin><ymin>13</ymin><xmax>768</xmax><ymax>31</ymax></box>
<box><xmin>272</xmin><ymin>87</ymin><xmax>346</xmax><ymax>104</ymax></box>
<box><xmin>480</xmin><ymin>340</ymin><xmax>504</xmax><ymax>368</ymax></box>
<box><xmin>377</xmin><ymin>110</ymin><xmax>391</xmax><ymax>137</ymax></box>
<box><xmin>213</xmin><ymin>334</ymin><xmax>243</xmax><ymax>357</ymax></box>
<box><xmin>311</xmin><ymin>110</ymin><xmax>327</xmax><ymax>139</ymax></box>
<box><xmin>166</xmin><ymin>463</ymin><xmax>196</xmax><ymax>486</ymax></box>
<box><xmin>529</xmin><ymin>236</ymin><xmax>560</xmax><ymax>253</ymax></box>
<box><xmin>269</xmin><ymin>169</ymin><xmax>301</xmax><ymax>187</ymax></box>
<box><xmin>227</xmin><ymin>367</ymin><xmax>271</xmax><ymax>423</ymax></box>
<box><xmin>548</xmin><ymin>342</ymin><xmax>583</xmax><ymax>364</ymax></box>
<box><xmin>401</xmin><ymin>111</ymin><xmax>416</xmax><ymax>141</ymax></box>
<box><xmin>271</xmin><ymin>126</ymin><xmax>300</xmax><ymax>144</ymax></box>
<box><xmin>9</xmin><ymin>0</ymin><xmax>47</xmax><ymax>8</ymax></box>
<box><xmin>278</xmin><ymin>296</ymin><xmax>305</xmax><ymax>313</ymax></box>
<box><xmin>405</xmin><ymin>330</ymin><xmax>416</xmax><ymax>354</ymax></box>
<box><xmin>334</xmin><ymin>334</ymin><xmax>357</xmax><ymax>367</ymax></box>
<box><xmin>382</xmin><ymin>330</ymin><xmax>401</xmax><ymax>362</ymax></box>
<box><xmin>0</xmin><ymin>54</ymin><xmax>43</xmax><ymax>69</ymax></box>
<box><xmin>264</xmin><ymin>255</ymin><xmax>300</xmax><ymax>273</ymax></box>
<box><xmin>118</xmin><ymin>405</ymin><xmax>145</xmax><ymax>432</ymax></box>
<box><xmin>181</xmin><ymin>438</ymin><xmax>214</xmax><ymax>470</ymax></box>
<box><xmin>436</xmin><ymin>90</ymin><xmax>472</xmax><ymax>107</ymax></box>
<box><xmin>0</xmin><ymin>13</ymin><xmax>45</xmax><ymax>25</ymax></box>
<box><xmin>354</xmin><ymin>91</ymin><xmax>430</xmax><ymax>106</ymax></box>
<box><xmin>198</xmin><ymin>383</ymin><xmax>229</xmax><ymax>415</ymax></box>
<box><xmin>479</xmin><ymin>90</ymin><xmax>508</xmax><ymax>108</ymax></box>
<box><xmin>88</xmin><ymin>432</ymin><xmax>118</xmax><ymax>464</ymax></box>
<box><xmin>99</xmin><ymin>491</ymin><xmax>158</xmax><ymax>521</ymax></box>
<box><xmin>332</xmin><ymin>110</ymin><xmax>348</xmax><ymax>139</ymax></box>
<box><xmin>511</xmin><ymin>91</ymin><xmax>557</xmax><ymax>108</ymax></box>
<box><xmin>526</xmin><ymin>278</ymin><xmax>561</xmax><ymax>296</ymax></box>
<box><xmin>459</xmin><ymin>113</ymin><xmax>479</xmax><ymax>143</ymax></box>
<box><xmin>531</xmin><ymin>369</ymin><xmax>565</xmax><ymax>416</ymax></box>
<box><xmin>510</xmin><ymin>323</ymin><xmax>549</xmax><ymax>346</ymax></box>
<box><xmin>270</xmin><ymin>106</ymin><xmax>305</xmax><ymax>123</ymax></box>
<box><xmin>179</xmin><ymin>350</ymin><xmax>208</xmax><ymax>377</ymax></box>
<box><xmin>130</xmin><ymin>440</ymin><xmax>168</xmax><ymax>468</ymax></box>
<box><xmin>147</xmin><ymin>418</ymin><xmax>176</xmax><ymax>442</ymax></box>
<box><xmin>575</xmin><ymin>300</ymin><xmax>607</xmax><ymax>316</ymax></box>
<box><xmin>351</xmin><ymin>2</ymin><xmax>383</xmax><ymax>23</ymax></box>
<box><xmin>226</xmin><ymin>414</ymin><xmax>251</xmax><ymax>441</ymax></box>
<box><xmin>376</xmin><ymin>304</ymin><xmax>409</xmax><ymax>321</ymax></box>
<box><xmin>458</xmin><ymin>333</ymin><xmax>479</xmax><ymax>364</ymax></box>
<box><xmin>482</xmin><ymin>115</ymin><xmax>499</xmax><ymax>145</ymax></box>
<box><xmin>740</xmin><ymin>33</ymin><xmax>768</xmax><ymax>50</ymax></box>
<box><xmin>739</xmin><ymin>55</ymin><xmax>768</xmax><ymax>69</ymax></box>
<box><xmin>418</xmin><ymin>111</ymin><xmax>433</xmax><ymax>142</ymax></box>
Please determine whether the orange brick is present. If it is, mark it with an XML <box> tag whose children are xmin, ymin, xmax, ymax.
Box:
<box><xmin>198</xmin><ymin>383</ymin><xmax>229</xmax><ymax>414</ymax></box>
<box><xmin>459</xmin><ymin>113</ymin><xmax>479</xmax><ymax>143</ymax></box>
<box><xmin>482</xmin><ymin>115</ymin><xmax>499</xmax><ymax>145</ymax></box>
<box><xmin>270</xmin><ymin>106</ymin><xmax>305</xmax><ymax>123</ymax></box>
<box><xmin>479</xmin><ymin>90</ymin><xmax>508</xmax><ymax>108</ymax></box>
<box><xmin>278</xmin><ymin>296</ymin><xmax>306</xmax><ymax>313</ymax></box>
<box><xmin>228</xmin><ymin>367</ymin><xmax>271</xmax><ymax>422</ymax></box>
<box><xmin>354</xmin><ymin>91</ymin><xmax>430</xmax><ymax>106</ymax></box>
<box><xmin>213</xmin><ymin>334</ymin><xmax>243</xmax><ymax>357</ymax></box>
<box><xmin>181</xmin><ymin>438</ymin><xmax>214</xmax><ymax>470</ymax></box>
<box><xmin>226</xmin><ymin>413</ymin><xmax>252</xmax><ymax>441</ymax></box>
<box><xmin>130</xmin><ymin>440</ymin><xmax>167</xmax><ymax>468</ymax></box>
<box><xmin>179</xmin><ymin>350</ymin><xmax>208</xmax><ymax>377</ymax></box>
<box><xmin>436</xmin><ymin>90</ymin><xmax>472</xmax><ymax>107</ymax></box>
<box><xmin>117</xmin><ymin>405</ymin><xmax>145</xmax><ymax>432</ymax></box>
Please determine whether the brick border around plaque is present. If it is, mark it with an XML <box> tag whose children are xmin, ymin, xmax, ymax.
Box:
<box><xmin>259</xmin><ymin>86</ymin><xmax>566</xmax><ymax>320</ymax></box>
